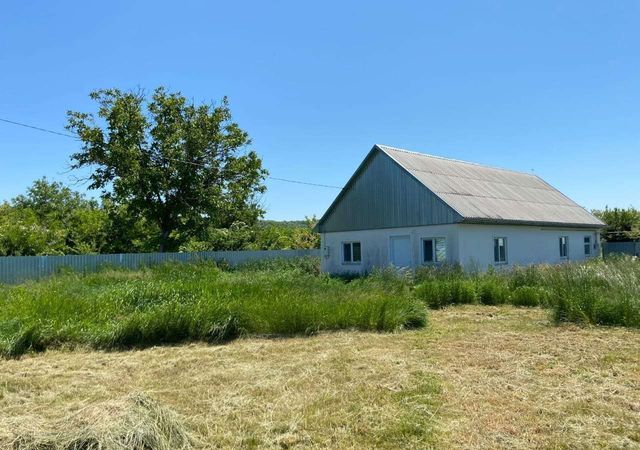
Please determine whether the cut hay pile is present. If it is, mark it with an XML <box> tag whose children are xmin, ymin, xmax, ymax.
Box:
<box><xmin>10</xmin><ymin>393</ymin><xmax>196</xmax><ymax>450</ymax></box>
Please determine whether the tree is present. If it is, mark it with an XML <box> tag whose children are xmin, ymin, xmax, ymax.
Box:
<box><xmin>592</xmin><ymin>206</ymin><xmax>640</xmax><ymax>242</ymax></box>
<box><xmin>0</xmin><ymin>203</ymin><xmax>59</xmax><ymax>256</ymax></box>
<box><xmin>66</xmin><ymin>87</ymin><xmax>267</xmax><ymax>252</ymax></box>
<box><xmin>0</xmin><ymin>178</ymin><xmax>108</xmax><ymax>256</ymax></box>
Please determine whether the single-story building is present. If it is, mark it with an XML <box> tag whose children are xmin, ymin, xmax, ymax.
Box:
<box><xmin>314</xmin><ymin>144</ymin><xmax>605</xmax><ymax>273</ymax></box>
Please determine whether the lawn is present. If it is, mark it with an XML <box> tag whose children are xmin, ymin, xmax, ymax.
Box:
<box><xmin>1</xmin><ymin>257</ymin><xmax>639</xmax><ymax>448</ymax></box>
<box><xmin>1</xmin><ymin>306</ymin><xmax>638</xmax><ymax>449</ymax></box>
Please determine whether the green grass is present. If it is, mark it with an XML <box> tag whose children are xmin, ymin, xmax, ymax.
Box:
<box><xmin>414</xmin><ymin>256</ymin><xmax>640</xmax><ymax>328</ymax></box>
<box><xmin>0</xmin><ymin>260</ymin><xmax>426</xmax><ymax>358</ymax></box>
<box><xmin>2</xmin><ymin>255</ymin><xmax>639</xmax><ymax>359</ymax></box>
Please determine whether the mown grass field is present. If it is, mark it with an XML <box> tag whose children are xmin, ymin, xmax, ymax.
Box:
<box><xmin>1</xmin><ymin>306</ymin><xmax>638</xmax><ymax>449</ymax></box>
<box><xmin>0</xmin><ymin>257</ymin><xmax>639</xmax><ymax>449</ymax></box>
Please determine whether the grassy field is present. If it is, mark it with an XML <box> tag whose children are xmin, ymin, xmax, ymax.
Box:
<box><xmin>414</xmin><ymin>256</ymin><xmax>640</xmax><ymax>327</ymax></box>
<box><xmin>1</xmin><ymin>257</ymin><xmax>639</xmax><ymax>448</ymax></box>
<box><xmin>0</xmin><ymin>259</ymin><xmax>424</xmax><ymax>358</ymax></box>
<box><xmin>1</xmin><ymin>306</ymin><xmax>638</xmax><ymax>449</ymax></box>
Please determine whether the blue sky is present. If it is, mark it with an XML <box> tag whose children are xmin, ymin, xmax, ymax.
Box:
<box><xmin>1</xmin><ymin>1</ymin><xmax>638</xmax><ymax>219</ymax></box>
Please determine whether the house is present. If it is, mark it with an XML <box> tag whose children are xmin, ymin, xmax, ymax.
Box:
<box><xmin>314</xmin><ymin>144</ymin><xmax>605</xmax><ymax>273</ymax></box>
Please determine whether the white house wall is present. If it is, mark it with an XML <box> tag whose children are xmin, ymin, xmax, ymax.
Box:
<box><xmin>321</xmin><ymin>224</ymin><xmax>460</xmax><ymax>274</ymax></box>
<box><xmin>320</xmin><ymin>224</ymin><xmax>601</xmax><ymax>274</ymax></box>
<box><xmin>457</xmin><ymin>224</ymin><xmax>600</xmax><ymax>270</ymax></box>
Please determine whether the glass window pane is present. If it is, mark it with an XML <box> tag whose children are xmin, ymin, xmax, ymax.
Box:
<box><xmin>494</xmin><ymin>238</ymin><xmax>506</xmax><ymax>262</ymax></box>
<box><xmin>559</xmin><ymin>237</ymin><xmax>568</xmax><ymax>257</ymax></box>
<box><xmin>352</xmin><ymin>242</ymin><xmax>361</xmax><ymax>262</ymax></box>
<box><xmin>435</xmin><ymin>238</ymin><xmax>446</xmax><ymax>262</ymax></box>
<box><xmin>423</xmin><ymin>239</ymin><xmax>433</xmax><ymax>262</ymax></box>
<box><xmin>343</xmin><ymin>243</ymin><xmax>351</xmax><ymax>262</ymax></box>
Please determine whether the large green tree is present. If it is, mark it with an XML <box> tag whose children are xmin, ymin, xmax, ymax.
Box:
<box><xmin>66</xmin><ymin>87</ymin><xmax>267</xmax><ymax>252</ymax></box>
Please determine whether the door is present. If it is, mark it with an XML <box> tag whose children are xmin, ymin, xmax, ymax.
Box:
<box><xmin>389</xmin><ymin>235</ymin><xmax>412</xmax><ymax>268</ymax></box>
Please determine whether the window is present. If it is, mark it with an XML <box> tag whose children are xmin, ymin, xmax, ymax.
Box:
<box><xmin>422</xmin><ymin>237</ymin><xmax>446</xmax><ymax>263</ymax></box>
<box><xmin>342</xmin><ymin>241</ymin><xmax>361</xmax><ymax>264</ymax></box>
<box><xmin>559</xmin><ymin>236</ymin><xmax>568</xmax><ymax>258</ymax></box>
<box><xmin>493</xmin><ymin>237</ymin><xmax>507</xmax><ymax>263</ymax></box>
<box><xmin>584</xmin><ymin>236</ymin><xmax>591</xmax><ymax>255</ymax></box>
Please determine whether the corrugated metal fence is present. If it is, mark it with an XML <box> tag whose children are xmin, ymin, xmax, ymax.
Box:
<box><xmin>0</xmin><ymin>249</ymin><xmax>320</xmax><ymax>285</ymax></box>
<box><xmin>602</xmin><ymin>242</ymin><xmax>640</xmax><ymax>258</ymax></box>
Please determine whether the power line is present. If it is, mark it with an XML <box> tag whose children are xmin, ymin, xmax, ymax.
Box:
<box><xmin>267</xmin><ymin>176</ymin><xmax>342</xmax><ymax>189</ymax></box>
<box><xmin>0</xmin><ymin>117</ymin><xmax>343</xmax><ymax>190</ymax></box>
<box><xmin>0</xmin><ymin>118</ymin><xmax>79</xmax><ymax>140</ymax></box>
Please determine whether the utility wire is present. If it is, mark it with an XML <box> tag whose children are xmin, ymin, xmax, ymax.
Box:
<box><xmin>0</xmin><ymin>117</ymin><xmax>343</xmax><ymax>190</ymax></box>
<box><xmin>0</xmin><ymin>118</ymin><xmax>79</xmax><ymax>140</ymax></box>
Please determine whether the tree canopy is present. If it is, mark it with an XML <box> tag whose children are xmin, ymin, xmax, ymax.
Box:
<box><xmin>0</xmin><ymin>179</ymin><xmax>319</xmax><ymax>256</ymax></box>
<box><xmin>66</xmin><ymin>87</ymin><xmax>267</xmax><ymax>252</ymax></box>
<box><xmin>0</xmin><ymin>178</ymin><xmax>106</xmax><ymax>256</ymax></box>
<box><xmin>592</xmin><ymin>207</ymin><xmax>640</xmax><ymax>242</ymax></box>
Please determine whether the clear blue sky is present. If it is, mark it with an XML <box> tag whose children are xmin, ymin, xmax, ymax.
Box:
<box><xmin>1</xmin><ymin>1</ymin><xmax>638</xmax><ymax>220</ymax></box>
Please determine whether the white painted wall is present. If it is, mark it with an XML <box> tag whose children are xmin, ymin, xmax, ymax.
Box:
<box><xmin>321</xmin><ymin>224</ymin><xmax>459</xmax><ymax>274</ymax></box>
<box><xmin>320</xmin><ymin>224</ymin><xmax>601</xmax><ymax>274</ymax></box>
<box><xmin>457</xmin><ymin>224</ymin><xmax>601</xmax><ymax>270</ymax></box>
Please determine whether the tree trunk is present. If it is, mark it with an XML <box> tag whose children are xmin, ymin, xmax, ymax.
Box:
<box><xmin>159</xmin><ymin>228</ymin><xmax>171</xmax><ymax>253</ymax></box>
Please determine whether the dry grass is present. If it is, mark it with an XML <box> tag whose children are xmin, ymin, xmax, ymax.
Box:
<box><xmin>1</xmin><ymin>306</ymin><xmax>639</xmax><ymax>449</ymax></box>
<box><xmin>422</xmin><ymin>307</ymin><xmax>640</xmax><ymax>449</ymax></box>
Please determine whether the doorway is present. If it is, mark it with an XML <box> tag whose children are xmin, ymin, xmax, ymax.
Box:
<box><xmin>389</xmin><ymin>235</ymin><xmax>412</xmax><ymax>268</ymax></box>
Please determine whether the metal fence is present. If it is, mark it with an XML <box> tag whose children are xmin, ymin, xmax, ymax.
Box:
<box><xmin>0</xmin><ymin>249</ymin><xmax>320</xmax><ymax>285</ymax></box>
<box><xmin>602</xmin><ymin>242</ymin><xmax>640</xmax><ymax>258</ymax></box>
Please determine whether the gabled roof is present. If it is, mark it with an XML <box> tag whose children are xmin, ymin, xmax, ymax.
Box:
<box><xmin>316</xmin><ymin>145</ymin><xmax>604</xmax><ymax>231</ymax></box>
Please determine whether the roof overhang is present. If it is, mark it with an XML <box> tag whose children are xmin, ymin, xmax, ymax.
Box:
<box><xmin>460</xmin><ymin>217</ymin><xmax>606</xmax><ymax>229</ymax></box>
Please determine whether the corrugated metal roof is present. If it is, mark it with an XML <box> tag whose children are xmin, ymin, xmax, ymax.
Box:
<box><xmin>377</xmin><ymin>145</ymin><xmax>605</xmax><ymax>228</ymax></box>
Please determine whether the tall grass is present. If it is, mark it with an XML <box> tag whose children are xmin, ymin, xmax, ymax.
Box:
<box><xmin>0</xmin><ymin>261</ymin><xmax>426</xmax><ymax>358</ymax></box>
<box><xmin>413</xmin><ymin>257</ymin><xmax>640</xmax><ymax>328</ymax></box>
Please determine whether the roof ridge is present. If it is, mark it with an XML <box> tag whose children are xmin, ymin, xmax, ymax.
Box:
<box><xmin>375</xmin><ymin>144</ymin><xmax>537</xmax><ymax>177</ymax></box>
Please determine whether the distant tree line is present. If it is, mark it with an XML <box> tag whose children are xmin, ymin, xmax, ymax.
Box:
<box><xmin>592</xmin><ymin>207</ymin><xmax>640</xmax><ymax>242</ymax></box>
<box><xmin>0</xmin><ymin>178</ymin><xmax>319</xmax><ymax>256</ymax></box>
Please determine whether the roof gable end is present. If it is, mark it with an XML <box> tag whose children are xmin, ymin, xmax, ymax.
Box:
<box><xmin>315</xmin><ymin>146</ymin><xmax>463</xmax><ymax>232</ymax></box>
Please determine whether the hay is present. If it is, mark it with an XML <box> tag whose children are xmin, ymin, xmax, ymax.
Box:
<box><xmin>11</xmin><ymin>393</ymin><xmax>196</xmax><ymax>450</ymax></box>
<box><xmin>1</xmin><ymin>306</ymin><xmax>638</xmax><ymax>449</ymax></box>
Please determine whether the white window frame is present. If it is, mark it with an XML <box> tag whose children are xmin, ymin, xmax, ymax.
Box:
<box><xmin>421</xmin><ymin>237</ymin><xmax>446</xmax><ymax>264</ymax></box>
<box><xmin>559</xmin><ymin>236</ymin><xmax>569</xmax><ymax>259</ymax></box>
<box><xmin>583</xmin><ymin>235</ymin><xmax>591</xmax><ymax>256</ymax></box>
<box><xmin>493</xmin><ymin>237</ymin><xmax>508</xmax><ymax>264</ymax></box>
<box><xmin>342</xmin><ymin>241</ymin><xmax>362</xmax><ymax>264</ymax></box>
